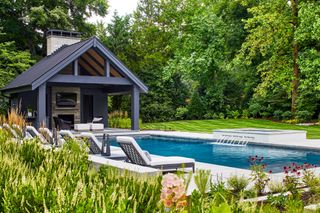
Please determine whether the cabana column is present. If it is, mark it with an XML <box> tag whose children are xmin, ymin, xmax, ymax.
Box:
<box><xmin>37</xmin><ymin>83</ymin><xmax>46</xmax><ymax>128</ymax></box>
<box><xmin>131</xmin><ymin>86</ymin><xmax>140</xmax><ymax>130</ymax></box>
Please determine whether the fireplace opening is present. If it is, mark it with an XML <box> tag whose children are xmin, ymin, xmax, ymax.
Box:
<box><xmin>58</xmin><ymin>114</ymin><xmax>74</xmax><ymax>128</ymax></box>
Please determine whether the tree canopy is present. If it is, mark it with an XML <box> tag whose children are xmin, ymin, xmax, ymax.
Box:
<box><xmin>1</xmin><ymin>0</ymin><xmax>320</xmax><ymax>122</ymax></box>
<box><xmin>100</xmin><ymin>0</ymin><xmax>320</xmax><ymax>122</ymax></box>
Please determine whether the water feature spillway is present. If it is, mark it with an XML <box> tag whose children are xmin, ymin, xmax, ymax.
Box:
<box><xmin>213</xmin><ymin>128</ymin><xmax>307</xmax><ymax>145</ymax></box>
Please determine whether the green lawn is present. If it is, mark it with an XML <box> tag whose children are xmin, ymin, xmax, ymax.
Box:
<box><xmin>142</xmin><ymin>119</ymin><xmax>320</xmax><ymax>139</ymax></box>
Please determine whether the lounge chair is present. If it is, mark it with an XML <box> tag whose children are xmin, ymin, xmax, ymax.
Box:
<box><xmin>3</xmin><ymin>123</ymin><xmax>19</xmax><ymax>138</ymax></box>
<box><xmin>26</xmin><ymin>126</ymin><xmax>48</xmax><ymax>143</ymax></box>
<box><xmin>116</xmin><ymin>136</ymin><xmax>195</xmax><ymax>172</ymax></box>
<box><xmin>59</xmin><ymin>130</ymin><xmax>76</xmax><ymax>139</ymax></box>
<box><xmin>39</xmin><ymin>127</ymin><xmax>65</xmax><ymax>146</ymax></box>
<box><xmin>80</xmin><ymin>132</ymin><xmax>101</xmax><ymax>154</ymax></box>
<box><xmin>80</xmin><ymin>132</ymin><xmax>125</xmax><ymax>159</ymax></box>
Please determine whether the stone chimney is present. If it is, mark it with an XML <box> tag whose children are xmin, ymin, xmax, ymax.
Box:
<box><xmin>46</xmin><ymin>29</ymin><xmax>81</xmax><ymax>55</ymax></box>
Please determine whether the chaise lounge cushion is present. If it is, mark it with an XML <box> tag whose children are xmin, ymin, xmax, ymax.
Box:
<box><xmin>116</xmin><ymin>136</ymin><xmax>195</xmax><ymax>172</ymax></box>
<box><xmin>74</xmin><ymin>123</ymin><xmax>90</xmax><ymax>131</ymax></box>
<box><xmin>90</xmin><ymin>123</ymin><xmax>104</xmax><ymax>131</ymax></box>
<box><xmin>148</xmin><ymin>155</ymin><xmax>195</xmax><ymax>166</ymax></box>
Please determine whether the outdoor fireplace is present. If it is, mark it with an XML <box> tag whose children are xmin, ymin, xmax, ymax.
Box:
<box><xmin>57</xmin><ymin>114</ymin><xmax>74</xmax><ymax>126</ymax></box>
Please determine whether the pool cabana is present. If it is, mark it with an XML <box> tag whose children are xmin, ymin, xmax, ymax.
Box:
<box><xmin>1</xmin><ymin>30</ymin><xmax>148</xmax><ymax>130</ymax></box>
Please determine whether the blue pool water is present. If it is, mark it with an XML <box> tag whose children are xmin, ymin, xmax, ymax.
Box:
<box><xmin>109</xmin><ymin>135</ymin><xmax>320</xmax><ymax>173</ymax></box>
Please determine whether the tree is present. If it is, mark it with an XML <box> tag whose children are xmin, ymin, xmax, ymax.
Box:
<box><xmin>0</xmin><ymin>0</ymin><xmax>109</xmax><ymax>56</ymax></box>
<box><xmin>238</xmin><ymin>0</ymin><xmax>296</xmax><ymax>115</ymax></box>
<box><xmin>0</xmin><ymin>32</ymin><xmax>34</xmax><ymax>113</ymax></box>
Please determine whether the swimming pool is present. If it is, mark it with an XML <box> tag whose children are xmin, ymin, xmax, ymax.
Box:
<box><xmin>109</xmin><ymin>135</ymin><xmax>320</xmax><ymax>173</ymax></box>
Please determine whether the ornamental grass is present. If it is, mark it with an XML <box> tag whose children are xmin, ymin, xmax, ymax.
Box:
<box><xmin>0</xmin><ymin>130</ymin><xmax>162</xmax><ymax>212</ymax></box>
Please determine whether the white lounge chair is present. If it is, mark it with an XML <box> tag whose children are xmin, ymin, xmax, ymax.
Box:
<box><xmin>3</xmin><ymin>123</ymin><xmax>19</xmax><ymax>138</ymax></box>
<box><xmin>59</xmin><ymin>130</ymin><xmax>76</xmax><ymax>139</ymax></box>
<box><xmin>116</xmin><ymin>136</ymin><xmax>195</xmax><ymax>172</ymax></box>
<box><xmin>26</xmin><ymin>126</ymin><xmax>48</xmax><ymax>143</ymax></box>
<box><xmin>80</xmin><ymin>132</ymin><xmax>102</xmax><ymax>154</ymax></box>
<box><xmin>39</xmin><ymin>127</ymin><xmax>66</xmax><ymax>146</ymax></box>
<box><xmin>80</xmin><ymin>132</ymin><xmax>124</xmax><ymax>159</ymax></box>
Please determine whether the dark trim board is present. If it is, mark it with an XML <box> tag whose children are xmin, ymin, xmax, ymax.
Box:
<box><xmin>2</xmin><ymin>37</ymin><xmax>147</xmax><ymax>94</ymax></box>
<box><xmin>32</xmin><ymin>39</ymin><xmax>95</xmax><ymax>90</ymax></box>
<box><xmin>1</xmin><ymin>85</ymin><xmax>32</xmax><ymax>94</ymax></box>
<box><xmin>95</xmin><ymin>41</ymin><xmax>148</xmax><ymax>93</ymax></box>
<box><xmin>48</xmin><ymin>75</ymin><xmax>132</xmax><ymax>85</ymax></box>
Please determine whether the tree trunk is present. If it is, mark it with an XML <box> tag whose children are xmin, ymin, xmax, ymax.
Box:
<box><xmin>291</xmin><ymin>0</ymin><xmax>299</xmax><ymax>114</ymax></box>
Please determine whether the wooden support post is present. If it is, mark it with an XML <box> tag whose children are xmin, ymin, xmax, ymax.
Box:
<box><xmin>74</xmin><ymin>59</ymin><xmax>78</xmax><ymax>76</ymax></box>
<box><xmin>105</xmin><ymin>60</ymin><xmax>110</xmax><ymax>77</ymax></box>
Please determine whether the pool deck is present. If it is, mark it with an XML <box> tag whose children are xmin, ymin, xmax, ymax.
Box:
<box><xmin>85</xmin><ymin>129</ymin><xmax>320</xmax><ymax>193</ymax></box>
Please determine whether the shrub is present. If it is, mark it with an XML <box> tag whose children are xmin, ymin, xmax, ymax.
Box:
<box><xmin>142</xmin><ymin>102</ymin><xmax>175</xmax><ymax>122</ymax></box>
<box><xmin>218</xmin><ymin>112</ymin><xmax>225</xmax><ymax>119</ymax></box>
<box><xmin>241</xmin><ymin>109</ymin><xmax>250</xmax><ymax>119</ymax></box>
<box><xmin>175</xmin><ymin>107</ymin><xmax>188</xmax><ymax>120</ymax></box>
<box><xmin>273</xmin><ymin>110</ymin><xmax>283</xmax><ymax>120</ymax></box>
<box><xmin>227</xmin><ymin>175</ymin><xmax>249</xmax><ymax>194</ymax></box>
<box><xmin>268</xmin><ymin>181</ymin><xmax>285</xmax><ymax>193</ymax></box>
<box><xmin>281</xmin><ymin>111</ymin><xmax>292</xmax><ymax>120</ymax></box>
<box><xmin>204</xmin><ymin>112</ymin><xmax>219</xmax><ymax>119</ymax></box>
<box><xmin>194</xmin><ymin>169</ymin><xmax>211</xmax><ymax>195</ymax></box>
<box><xmin>248</xmin><ymin>103</ymin><xmax>262</xmax><ymax>118</ymax></box>
<box><xmin>108</xmin><ymin>110</ymin><xmax>142</xmax><ymax>129</ymax></box>
<box><xmin>267</xmin><ymin>194</ymin><xmax>287</xmax><ymax>211</ymax></box>
<box><xmin>296</xmin><ymin>110</ymin><xmax>313</xmax><ymax>122</ymax></box>
<box><xmin>260</xmin><ymin>111</ymin><xmax>271</xmax><ymax>119</ymax></box>
<box><xmin>231</xmin><ymin>110</ymin><xmax>240</xmax><ymax>119</ymax></box>
<box><xmin>284</xmin><ymin>119</ymin><xmax>299</xmax><ymax>124</ymax></box>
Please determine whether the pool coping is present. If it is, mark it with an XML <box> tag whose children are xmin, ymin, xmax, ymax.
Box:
<box><xmin>104</xmin><ymin>130</ymin><xmax>320</xmax><ymax>151</ymax></box>
<box><xmin>91</xmin><ymin>130</ymin><xmax>320</xmax><ymax>176</ymax></box>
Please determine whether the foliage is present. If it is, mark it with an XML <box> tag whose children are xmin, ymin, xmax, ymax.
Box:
<box><xmin>0</xmin><ymin>37</ymin><xmax>34</xmax><ymax>114</ymax></box>
<box><xmin>227</xmin><ymin>175</ymin><xmax>249</xmax><ymax>195</ymax></box>
<box><xmin>108</xmin><ymin>110</ymin><xmax>131</xmax><ymax>129</ymax></box>
<box><xmin>175</xmin><ymin>107</ymin><xmax>188</xmax><ymax>120</ymax></box>
<box><xmin>3</xmin><ymin>127</ymin><xmax>320</xmax><ymax>211</ymax></box>
<box><xmin>282</xmin><ymin>163</ymin><xmax>303</xmax><ymax>199</ymax></box>
<box><xmin>248</xmin><ymin>156</ymin><xmax>270</xmax><ymax>195</ymax></box>
<box><xmin>1</xmin><ymin>0</ymin><xmax>320</xmax><ymax>122</ymax></box>
<box><xmin>0</xmin><ymin>131</ymin><xmax>163</xmax><ymax>212</ymax></box>
<box><xmin>0</xmin><ymin>0</ymin><xmax>109</xmax><ymax>56</ymax></box>
<box><xmin>108</xmin><ymin>110</ymin><xmax>142</xmax><ymax>129</ymax></box>
<box><xmin>194</xmin><ymin>169</ymin><xmax>211</xmax><ymax>196</ymax></box>
<box><xmin>267</xmin><ymin>194</ymin><xmax>287</xmax><ymax>211</ymax></box>
<box><xmin>296</xmin><ymin>110</ymin><xmax>313</xmax><ymax>122</ymax></box>
<box><xmin>268</xmin><ymin>181</ymin><xmax>285</xmax><ymax>194</ymax></box>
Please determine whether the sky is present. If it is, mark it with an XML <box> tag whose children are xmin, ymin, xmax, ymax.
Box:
<box><xmin>88</xmin><ymin>0</ymin><xmax>139</xmax><ymax>24</ymax></box>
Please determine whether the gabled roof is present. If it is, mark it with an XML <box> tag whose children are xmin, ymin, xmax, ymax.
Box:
<box><xmin>2</xmin><ymin>37</ymin><xmax>148</xmax><ymax>93</ymax></box>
